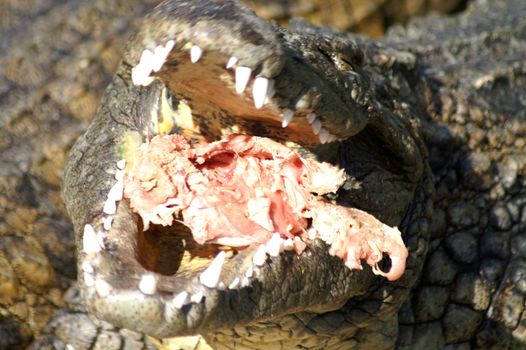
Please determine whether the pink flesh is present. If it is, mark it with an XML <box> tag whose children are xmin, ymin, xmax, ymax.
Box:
<box><xmin>124</xmin><ymin>134</ymin><xmax>408</xmax><ymax>280</ymax></box>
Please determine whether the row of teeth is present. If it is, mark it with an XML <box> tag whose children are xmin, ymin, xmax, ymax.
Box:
<box><xmin>82</xmin><ymin>159</ymin><xmax>211</xmax><ymax>307</ymax></box>
<box><xmin>306</xmin><ymin>113</ymin><xmax>338</xmax><ymax>144</ymax></box>
<box><xmin>131</xmin><ymin>41</ymin><xmax>339</xmax><ymax>144</ymax></box>
<box><xmin>198</xmin><ymin>233</ymin><xmax>304</xmax><ymax>289</ymax></box>
<box><xmin>131</xmin><ymin>42</ymin><xmax>273</xmax><ymax>110</ymax></box>
<box><xmin>82</xmin><ymin>160</ymin><xmax>308</xmax><ymax>314</ymax></box>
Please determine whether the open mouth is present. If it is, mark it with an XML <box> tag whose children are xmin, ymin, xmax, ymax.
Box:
<box><xmin>65</xmin><ymin>0</ymin><xmax>421</xmax><ymax>340</ymax></box>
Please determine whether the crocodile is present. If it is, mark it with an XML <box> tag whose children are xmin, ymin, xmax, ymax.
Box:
<box><xmin>1</xmin><ymin>0</ymin><xmax>525</xmax><ymax>350</ymax></box>
<box><xmin>60</xmin><ymin>0</ymin><xmax>526</xmax><ymax>349</ymax></box>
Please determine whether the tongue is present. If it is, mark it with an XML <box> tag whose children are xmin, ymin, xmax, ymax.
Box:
<box><xmin>123</xmin><ymin>134</ymin><xmax>408</xmax><ymax>281</ymax></box>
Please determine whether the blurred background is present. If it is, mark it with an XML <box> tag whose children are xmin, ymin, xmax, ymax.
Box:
<box><xmin>1</xmin><ymin>0</ymin><xmax>469</xmax><ymax>38</ymax></box>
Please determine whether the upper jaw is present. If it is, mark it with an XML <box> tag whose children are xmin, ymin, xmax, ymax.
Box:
<box><xmin>122</xmin><ymin>0</ymin><xmax>371</xmax><ymax>146</ymax></box>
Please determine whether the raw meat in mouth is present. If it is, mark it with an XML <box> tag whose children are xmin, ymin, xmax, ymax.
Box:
<box><xmin>123</xmin><ymin>134</ymin><xmax>408</xmax><ymax>281</ymax></box>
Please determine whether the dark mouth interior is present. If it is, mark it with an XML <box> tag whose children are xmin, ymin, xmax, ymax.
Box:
<box><xmin>137</xmin><ymin>220</ymin><xmax>225</xmax><ymax>276</ymax></box>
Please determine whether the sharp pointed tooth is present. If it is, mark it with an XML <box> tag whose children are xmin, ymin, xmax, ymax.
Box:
<box><xmin>311</xmin><ymin>118</ymin><xmax>322</xmax><ymax>135</ymax></box>
<box><xmin>107</xmin><ymin>179</ymin><xmax>124</xmax><ymax>202</ymax></box>
<box><xmin>81</xmin><ymin>261</ymin><xmax>94</xmax><ymax>274</ymax></box>
<box><xmin>190</xmin><ymin>45</ymin><xmax>202</xmax><ymax>63</ymax></box>
<box><xmin>102</xmin><ymin>216</ymin><xmax>113</xmax><ymax>230</ymax></box>
<box><xmin>103</xmin><ymin>197</ymin><xmax>117</xmax><ymax>215</ymax></box>
<box><xmin>252</xmin><ymin>77</ymin><xmax>269</xmax><ymax>109</ymax></box>
<box><xmin>116</xmin><ymin>159</ymin><xmax>126</xmax><ymax>170</ymax></box>
<box><xmin>95</xmin><ymin>279</ymin><xmax>112</xmax><ymax>297</ymax></box>
<box><xmin>235</xmin><ymin>66</ymin><xmax>252</xmax><ymax>94</ymax></box>
<box><xmin>131</xmin><ymin>49</ymin><xmax>156</xmax><ymax>86</ymax></box>
<box><xmin>173</xmin><ymin>291</ymin><xmax>188</xmax><ymax>309</ymax></box>
<box><xmin>281</xmin><ymin>109</ymin><xmax>294</xmax><ymax>128</ymax></box>
<box><xmin>306</xmin><ymin>113</ymin><xmax>316</xmax><ymax>124</ymax></box>
<box><xmin>283</xmin><ymin>238</ymin><xmax>295</xmax><ymax>251</ymax></box>
<box><xmin>83</xmin><ymin>224</ymin><xmax>102</xmax><ymax>254</ymax></box>
<box><xmin>131</xmin><ymin>64</ymin><xmax>154</xmax><ymax>86</ymax></box>
<box><xmin>252</xmin><ymin>244</ymin><xmax>267</xmax><ymax>266</ymax></box>
<box><xmin>307</xmin><ymin>227</ymin><xmax>317</xmax><ymax>239</ymax></box>
<box><xmin>190</xmin><ymin>291</ymin><xmax>204</xmax><ymax>303</ymax></box>
<box><xmin>139</xmin><ymin>274</ymin><xmax>157</xmax><ymax>295</ymax></box>
<box><xmin>140</xmin><ymin>49</ymin><xmax>155</xmax><ymax>66</ymax></box>
<box><xmin>84</xmin><ymin>271</ymin><xmax>95</xmax><ymax>287</ymax></box>
<box><xmin>115</xmin><ymin>169</ymin><xmax>125</xmax><ymax>182</ymax></box>
<box><xmin>265</xmin><ymin>233</ymin><xmax>283</xmax><ymax>257</ymax></box>
<box><xmin>241</xmin><ymin>276</ymin><xmax>250</xmax><ymax>287</ymax></box>
<box><xmin>319</xmin><ymin>128</ymin><xmax>330</xmax><ymax>143</ymax></box>
<box><xmin>228</xmin><ymin>277</ymin><xmax>240</xmax><ymax>289</ymax></box>
<box><xmin>164</xmin><ymin>40</ymin><xmax>175</xmax><ymax>52</ymax></box>
<box><xmin>199</xmin><ymin>251</ymin><xmax>226</xmax><ymax>288</ymax></box>
<box><xmin>245</xmin><ymin>265</ymin><xmax>254</xmax><ymax>278</ymax></box>
<box><xmin>226</xmin><ymin>56</ymin><xmax>238</xmax><ymax>69</ymax></box>
<box><xmin>152</xmin><ymin>42</ymin><xmax>173</xmax><ymax>72</ymax></box>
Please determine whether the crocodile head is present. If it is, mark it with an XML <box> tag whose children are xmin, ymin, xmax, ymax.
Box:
<box><xmin>63</xmin><ymin>0</ymin><xmax>431</xmax><ymax>347</ymax></box>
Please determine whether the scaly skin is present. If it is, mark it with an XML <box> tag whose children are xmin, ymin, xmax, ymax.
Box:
<box><xmin>63</xmin><ymin>3</ymin><xmax>430</xmax><ymax>350</ymax></box>
<box><xmin>1</xmin><ymin>0</ymin><xmax>525</xmax><ymax>349</ymax></box>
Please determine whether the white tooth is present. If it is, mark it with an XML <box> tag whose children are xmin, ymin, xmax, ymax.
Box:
<box><xmin>131</xmin><ymin>64</ymin><xmax>154</xmax><ymax>86</ymax></box>
<box><xmin>102</xmin><ymin>197</ymin><xmax>117</xmax><ymax>215</ymax></box>
<box><xmin>307</xmin><ymin>227</ymin><xmax>317</xmax><ymax>239</ymax></box>
<box><xmin>241</xmin><ymin>276</ymin><xmax>250</xmax><ymax>287</ymax></box>
<box><xmin>173</xmin><ymin>291</ymin><xmax>188</xmax><ymax>309</ymax></box>
<box><xmin>107</xmin><ymin>180</ymin><xmax>124</xmax><ymax>202</ymax></box>
<box><xmin>140</xmin><ymin>49</ymin><xmax>155</xmax><ymax>67</ymax></box>
<box><xmin>228</xmin><ymin>277</ymin><xmax>240</xmax><ymax>289</ymax></box>
<box><xmin>152</xmin><ymin>46</ymin><xmax>167</xmax><ymax>72</ymax></box>
<box><xmin>199</xmin><ymin>251</ymin><xmax>226</xmax><ymax>288</ymax></box>
<box><xmin>265</xmin><ymin>233</ymin><xmax>283</xmax><ymax>257</ymax></box>
<box><xmin>190</xmin><ymin>291</ymin><xmax>204</xmax><ymax>303</ymax></box>
<box><xmin>319</xmin><ymin>128</ymin><xmax>330</xmax><ymax>144</ymax></box>
<box><xmin>83</xmin><ymin>224</ymin><xmax>101</xmax><ymax>254</ymax></box>
<box><xmin>218</xmin><ymin>282</ymin><xmax>226</xmax><ymax>290</ymax></box>
<box><xmin>114</xmin><ymin>169</ymin><xmax>125</xmax><ymax>182</ymax></box>
<box><xmin>84</xmin><ymin>271</ymin><xmax>95</xmax><ymax>287</ymax></box>
<box><xmin>283</xmin><ymin>238</ymin><xmax>295</xmax><ymax>251</ymax></box>
<box><xmin>139</xmin><ymin>274</ymin><xmax>157</xmax><ymax>295</ymax></box>
<box><xmin>82</xmin><ymin>261</ymin><xmax>94</xmax><ymax>274</ymax></box>
<box><xmin>190</xmin><ymin>45</ymin><xmax>202</xmax><ymax>63</ymax></box>
<box><xmin>252</xmin><ymin>244</ymin><xmax>267</xmax><ymax>266</ymax></box>
<box><xmin>235</xmin><ymin>66</ymin><xmax>252</xmax><ymax>94</ymax></box>
<box><xmin>102</xmin><ymin>216</ymin><xmax>113</xmax><ymax>231</ymax></box>
<box><xmin>95</xmin><ymin>279</ymin><xmax>112</xmax><ymax>297</ymax></box>
<box><xmin>152</xmin><ymin>40</ymin><xmax>175</xmax><ymax>72</ymax></box>
<box><xmin>281</xmin><ymin>109</ymin><xmax>294</xmax><ymax>128</ymax></box>
<box><xmin>116</xmin><ymin>159</ymin><xmax>126</xmax><ymax>170</ymax></box>
<box><xmin>245</xmin><ymin>265</ymin><xmax>254</xmax><ymax>278</ymax></box>
<box><xmin>165</xmin><ymin>40</ymin><xmax>175</xmax><ymax>52</ymax></box>
<box><xmin>226</xmin><ymin>56</ymin><xmax>238</xmax><ymax>69</ymax></box>
<box><xmin>311</xmin><ymin>119</ymin><xmax>322</xmax><ymax>135</ymax></box>
<box><xmin>252</xmin><ymin>77</ymin><xmax>269</xmax><ymax>109</ymax></box>
<box><xmin>131</xmin><ymin>49</ymin><xmax>156</xmax><ymax>86</ymax></box>
<box><xmin>306</xmin><ymin>113</ymin><xmax>316</xmax><ymax>124</ymax></box>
